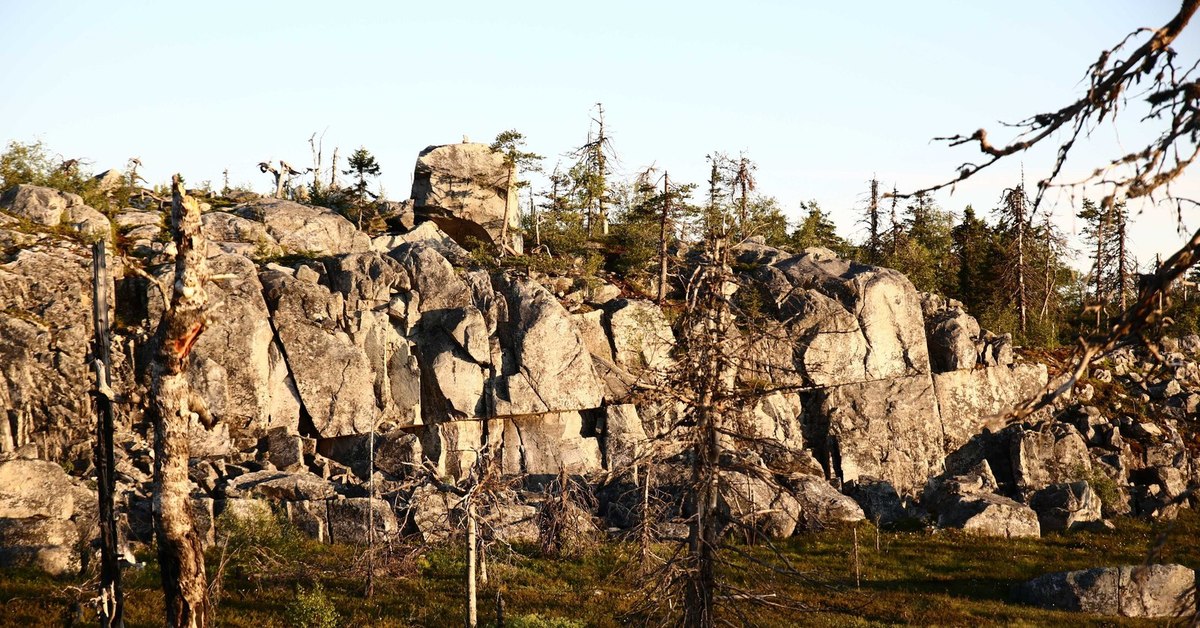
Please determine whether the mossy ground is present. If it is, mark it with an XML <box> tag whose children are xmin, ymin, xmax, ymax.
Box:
<box><xmin>2</xmin><ymin>511</ymin><xmax>1197</xmax><ymax>627</ymax></box>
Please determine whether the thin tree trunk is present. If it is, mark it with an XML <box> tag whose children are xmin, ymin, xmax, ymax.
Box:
<box><xmin>1117</xmin><ymin>206</ymin><xmax>1128</xmax><ymax>311</ymax></box>
<box><xmin>92</xmin><ymin>240</ymin><xmax>124</xmax><ymax>628</ymax></box>
<box><xmin>466</xmin><ymin>501</ymin><xmax>478</xmax><ymax>628</ymax></box>
<box><xmin>868</xmin><ymin>178</ymin><xmax>880</xmax><ymax>263</ymax></box>
<box><xmin>657</xmin><ymin>173</ymin><xmax>670</xmax><ymax>303</ymax></box>
<box><xmin>151</xmin><ymin>176</ymin><xmax>211</xmax><ymax>628</ymax></box>
<box><xmin>530</xmin><ymin>185</ymin><xmax>540</xmax><ymax>249</ymax></box>
<box><xmin>499</xmin><ymin>163</ymin><xmax>514</xmax><ymax>255</ymax></box>
<box><xmin>640</xmin><ymin>466</ymin><xmax>652</xmax><ymax>575</ymax></box>
<box><xmin>1014</xmin><ymin>188</ymin><xmax>1028</xmax><ymax>336</ymax></box>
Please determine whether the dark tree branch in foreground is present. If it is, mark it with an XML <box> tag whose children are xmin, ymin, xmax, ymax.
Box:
<box><xmin>899</xmin><ymin>1</ymin><xmax>1200</xmax><ymax>427</ymax></box>
<box><xmin>905</xmin><ymin>0</ymin><xmax>1199</xmax><ymax>213</ymax></box>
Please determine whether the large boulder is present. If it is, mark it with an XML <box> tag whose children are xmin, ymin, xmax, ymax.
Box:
<box><xmin>1010</xmin><ymin>423</ymin><xmax>1091</xmax><ymax>497</ymax></box>
<box><xmin>0</xmin><ymin>459</ymin><xmax>94</xmax><ymax>575</ymax></box>
<box><xmin>925</xmin><ymin>306</ymin><xmax>980</xmax><ymax>372</ymax></box>
<box><xmin>1015</xmin><ymin>564</ymin><xmax>1196</xmax><ymax>618</ymax></box>
<box><xmin>937</xmin><ymin>491</ymin><xmax>1041</xmax><ymax>538</ymax></box>
<box><xmin>718</xmin><ymin>470</ymin><xmax>802</xmax><ymax>538</ymax></box>
<box><xmin>201</xmin><ymin>211</ymin><xmax>281</xmax><ymax>257</ymax></box>
<box><xmin>167</xmin><ymin>253</ymin><xmax>283</xmax><ymax>438</ymax></box>
<box><xmin>745</xmin><ymin>292</ymin><xmax>868</xmax><ymax>387</ymax></box>
<box><xmin>234</xmin><ymin>198</ymin><xmax>369</xmax><ymax>256</ymax></box>
<box><xmin>410</xmin><ymin>143</ymin><xmax>521</xmax><ymax>253</ymax></box>
<box><xmin>0</xmin><ymin>459</ymin><xmax>78</xmax><ymax>519</ymax></box>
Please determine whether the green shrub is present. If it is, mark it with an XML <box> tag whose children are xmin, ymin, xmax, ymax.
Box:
<box><xmin>285</xmin><ymin>583</ymin><xmax>339</xmax><ymax>628</ymax></box>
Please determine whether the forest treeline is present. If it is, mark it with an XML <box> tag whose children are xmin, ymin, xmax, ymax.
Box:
<box><xmin>3</xmin><ymin>122</ymin><xmax>1197</xmax><ymax>350</ymax></box>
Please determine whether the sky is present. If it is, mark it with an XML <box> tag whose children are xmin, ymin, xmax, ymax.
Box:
<box><xmin>1</xmin><ymin>0</ymin><xmax>1197</xmax><ymax>270</ymax></box>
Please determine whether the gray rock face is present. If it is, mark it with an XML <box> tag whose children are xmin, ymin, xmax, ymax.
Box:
<box><xmin>601</xmin><ymin>404</ymin><xmax>646</xmax><ymax>471</ymax></box>
<box><xmin>410</xmin><ymin>143</ymin><xmax>521</xmax><ymax>253</ymax></box>
<box><xmin>1010</xmin><ymin>424</ymin><xmax>1091</xmax><ymax>496</ymax></box>
<box><xmin>0</xmin><ymin>459</ymin><xmax>94</xmax><ymax>575</ymax></box>
<box><xmin>775</xmin><ymin>249</ymin><xmax>930</xmax><ymax>381</ymax></box>
<box><xmin>235</xmin><ymin>198</ymin><xmax>369</xmax><ymax>256</ymax></box>
<box><xmin>201</xmin><ymin>211</ymin><xmax>281</xmax><ymax>256</ymax></box>
<box><xmin>605</xmin><ymin>299</ymin><xmax>675</xmax><ymax>374</ymax></box>
<box><xmin>748</xmin><ymin>292</ymin><xmax>868</xmax><ymax>387</ymax></box>
<box><xmin>501</xmin><ymin>412</ymin><xmax>602</xmax><ymax>478</ymax></box>
<box><xmin>1030</xmin><ymin>481</ymin><xmax>1103</xmax><ymax>532</ymax></box>
<box><xmin>934</xmin><ymin>363</ymin><xmax>1048</xmax><ymax>452</ymax></box>
<box><xmin>184</xmin><ymin>253</ymin><xmax>280</xmax><ymax>438</ymax></box>
<box><xmin>0</xmin><ymin>245</ymin><xmax>96</xmax><ymax>460</ymax></box>
<box><xmin>0</xmin><ymin>184</ymin><xmax>83</xmax><ymax>226</ymax></box>
<box><xmin>1015</xmin><ymin>564</ymin><xmax>1196</xmax><ymax>617</ymax></box>
<box><xmin>492</xmin><ymin>278</ymin><xmax>603</xmax><ymax>416</ymax></box>
<box><xmin>807</xmin><ymin>374</ymin><xmax>945</xmax><ymax>495</ymax></box>
<box><xmin>260</xmin><ymin>271</ymin><xmax>377</xmax><ymax>437</ymax></box>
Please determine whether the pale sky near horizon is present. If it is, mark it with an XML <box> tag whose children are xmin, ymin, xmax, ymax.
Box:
<box><xmin>1</xmin><ymin>1</ymin><xmax>1196</xmax><ymax>270</ymax></box>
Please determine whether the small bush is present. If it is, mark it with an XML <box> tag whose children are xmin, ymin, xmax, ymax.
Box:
<box><xmin>285</xmin><ymin>583</ymin><xmax>340</xmax><ymax>628</ymax></box>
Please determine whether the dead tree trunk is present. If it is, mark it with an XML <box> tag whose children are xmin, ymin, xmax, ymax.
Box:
<box><xmin>151</xmin><ymin>176</ymin><xmax>211</xmax><ymax>628</ymax></box>
<box><xmin>657</xmin><ymin>172</ymin><xmax>671</xmax><ymax>303</ymax></box>
<box><xmin>466</xmin><ymin>500</ymin><xmax>478</xmax><ymax>628</ymax></box>
<box><xmin>92</xmin><ymin>240</ymin><xmax>124</xmax><ymax>628</ymax></box>
<box><xmin>683</xmin><ymin>240</ymin><xmax>731</xmax><ymax>628</ymax></box>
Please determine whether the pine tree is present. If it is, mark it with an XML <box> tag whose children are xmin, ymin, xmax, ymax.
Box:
<box><xmin>344</xmin><ymin>147</ymin><xmax>381</xmax><ymax>229</ymax></box>
<box><xmin>951</xmin><ymin>205</ymin><xmax>994</xmax><ymax>314</ymax></box>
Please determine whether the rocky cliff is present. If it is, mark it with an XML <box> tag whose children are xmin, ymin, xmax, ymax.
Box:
<box><xmin>0</xmin><ymin>144</ymin><xmax>1196</xmax><ymax>574</ymax></box>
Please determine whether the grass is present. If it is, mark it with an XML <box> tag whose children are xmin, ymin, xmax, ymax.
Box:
<box><xmin>1</xmin><ymin>511</ymin><xmax>1197</xmax><ymax>627</ymax></box>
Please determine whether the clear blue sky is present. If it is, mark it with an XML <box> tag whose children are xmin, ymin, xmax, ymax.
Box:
<box><xmin>2</xmin><ymin>0</ymin><xmax>1195</xmax><ymax>269</ymax></box>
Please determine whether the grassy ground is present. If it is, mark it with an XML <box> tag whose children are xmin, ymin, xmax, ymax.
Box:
<box><xmin>2</xmin><ymin>511</ymin><xmax>1197</xmax><ymax>627</ymax></box>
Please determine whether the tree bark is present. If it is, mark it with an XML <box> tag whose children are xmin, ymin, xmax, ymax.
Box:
<box><xmin>92</xmin><ymin>241</ymin><xmax>124</xmax><ymax>628</ymax></box>
<box><xmin>151</xmin><ymin>176</ymin><xmax>211</xmax><ymax>628</ymax></box>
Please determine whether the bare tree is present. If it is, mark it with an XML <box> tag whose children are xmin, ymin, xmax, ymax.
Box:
<box><xmin>150</xmin><ymin>176</ymin><xmax>213</xmax><ymax>627</ymax></box>
<box><xmin>257</xmin><ymin>160</ymin><xmax>311</xmax><ymax>199</ymax></box>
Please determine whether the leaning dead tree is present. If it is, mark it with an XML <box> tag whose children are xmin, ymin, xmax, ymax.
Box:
<box><xmin>92</xmin><ymin>241</ymin><xmax>123</xmax><ymax>628</ymax></box>
<box><xmin>908</xmin><ymin>0</ymin><xmax>1200</xmax><ymax>425</ymax></box>
<box><xmin>257</xmin><ymin>160</ymin><xmax>311</xmax><ymax>199</ymax></box>
<box><xmin>150</xmin><ymin>176</ymin><xmax>212</xmax><ymax>627</ymax></box>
